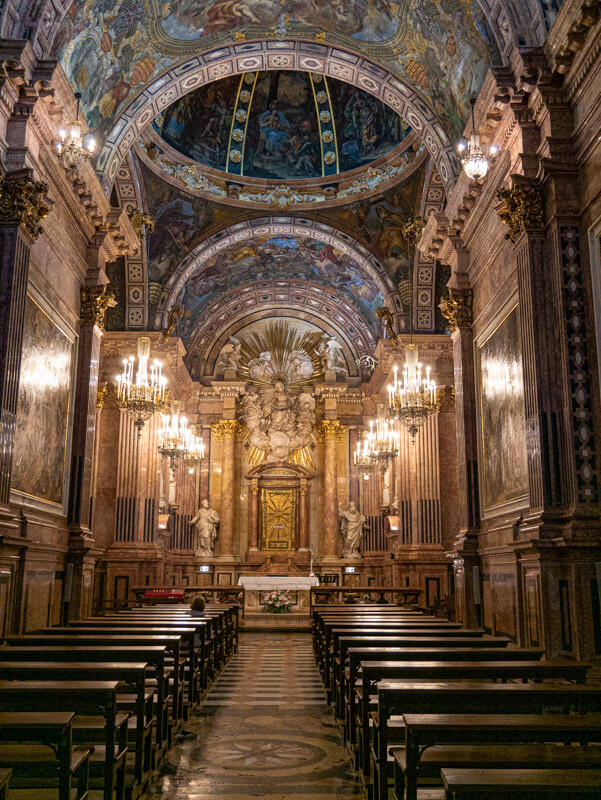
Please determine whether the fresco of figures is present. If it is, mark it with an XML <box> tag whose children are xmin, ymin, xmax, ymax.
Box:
<box><xmin>158</xmin><ymin>72</ymin><xmax>411</xmax><ymax>180</ymax></box>
<box><xmin>176</xmin><ymin>234</ymin><xmax>386</xmax><ymax>342</ymax></box>
<box><xmin>53</xmin><ymin>0</ymin><xmax>493</xmax><ymax>141</ymax></box>
<box><xmin>11</xmin><ymin>296</ymin><xmax>74</xmax><ymax>505</ymax></box>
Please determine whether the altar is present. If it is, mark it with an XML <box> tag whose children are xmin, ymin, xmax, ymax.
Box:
<box><xmin>238</xmin><ymin>575</ymin><xmax>319</xmax><ymax>613</ymax></box>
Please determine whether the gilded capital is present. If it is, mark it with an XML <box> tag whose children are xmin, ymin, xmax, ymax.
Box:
<box><xmin>439</xmin><ymin>288</ymin><xmax>473</xmax><ymax>333</ymax></box>
<box><xmin>0</xmin><ymin>173</ymin><xmax>50</xmax><ymax>240</ymax></box>
<box><xmin>496</xmin><ymin>184</ymin><xmax>544</xmax><ymax>243</ymax></box>
<box><xmin>321</xmin><ymin>420</ymin><xmax>341</xmax><ymax>438</ymax></box>
<box><xmin>213</xmin><ymin>419</ymin><xmax>241</xmax><ymax>441</ymax></box>
<box><xmin>80</xmin><ymin>285</ymin><xmax>117</xmax><ymax>329</ymax></box>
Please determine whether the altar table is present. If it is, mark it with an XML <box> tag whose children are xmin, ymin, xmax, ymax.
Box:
<box><xmin>238</xmin><ymin>576</ymin><xmax>319</xmax><ymax>613</ymax></box>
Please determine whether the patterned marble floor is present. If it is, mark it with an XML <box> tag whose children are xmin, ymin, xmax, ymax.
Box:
<box><xmin>147</xmin><ymin>632</ymin><xmax>364</xmax><ymax>799</ymax></box>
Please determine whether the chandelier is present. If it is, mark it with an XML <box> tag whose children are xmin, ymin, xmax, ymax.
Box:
<box><xmin>56</xmin><ymin>92</ymin><xmax>96</xmax><ymax>167</ymax></box>
<box><xmin>353</xmin><ymin>430</ymin><xmax>376</xmax><ymax>472</ymax></box>
<box><xmin>388</xmin><ymin>343</ymin><xmax>437</xmax><ymax>441</ymax></box>
<box><xmin>458</xmin><ymin>98</ymin><xmax>497</xmax><ymax>181</ymax></box>
<box><xmin>116</xmin><ymin>336</ymin><xmax>166</xmax><ymax>436</ymax></box>
<box><xmin>158</xmin><ymin>402</ymin><xmax>190</xmax><ymax>470</ymax></box>
<box><xmin>365</xmin><ymin>417</ymin><xmax>400</xmax><ymax>474</ymax></box>
<box><xmin>183</xmin><ymin>430</ymin><xmax>206</xmax><ymax>473</ymax></box>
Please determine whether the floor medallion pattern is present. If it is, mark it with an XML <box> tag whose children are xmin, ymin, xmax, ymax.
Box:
<box><xmin>148</xmin><ymin>632</ymin><xmax>363</xmax><ymax>799</ymax></box>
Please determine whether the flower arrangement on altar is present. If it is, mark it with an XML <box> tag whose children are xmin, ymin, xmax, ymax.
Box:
<box><xmin>262</xmin><ymin>590</ymin><xmax>294</xmax><ymax>614</ymax></box>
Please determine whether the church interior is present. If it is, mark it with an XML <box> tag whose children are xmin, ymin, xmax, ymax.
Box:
<box><xmin>1</xmin><ymin>0</ymin><xmax>601</xmax><ymax>798</ymax></box>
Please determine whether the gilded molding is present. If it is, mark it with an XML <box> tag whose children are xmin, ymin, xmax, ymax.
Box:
<box><xmin>80</xmin><ymin>285</ymin><xmax>117</xmax><ymax>329</ymax></box>
<box><xmin>160</xmin><ymin>304</ymin><xmax>184</xmax><ymax>343</ymax></box>
<box><xmin>496</xmin><ymin>185</ymin><xmax>544</xmax><ymax>243</ymax></box>
<box><xmin>439</xmin><ymin>288</ymin><xmax>473</xmax><ymax>333</ymax></box>
<box><xmin>129</xmin><ymin>209</ymin><xmax>155</xmax><ymax>239</ymax></box>
<box><xmin>0</xmin><ymin>173</ymin><xmax>50</xmax><ymax>239</ymax></box>
<box><xmin>96</xmin><ymin>383</ymin><xmax>109</xmax><ymax>408</ymax></box>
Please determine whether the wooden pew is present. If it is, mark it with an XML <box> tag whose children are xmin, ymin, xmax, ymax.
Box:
<box><xmin>52</xmin><ymin>624</ymin><xmax>201</xmax><ymax>710</ymax></box>
<box><xmin>0</xmin><ymin>681</ymin><xmax>127</xmax><ymax>800</ymax></box>
<box><xmin>327</xmin><ymin>633</ymin><xmax>505</xmax><ymax>704</ymax></box>
<box><xmin>0</xmin><ymin>661</ymin><xmax>153</xmax><ymax>790</ymax></box>
<box><xmin>399</xmin><ymin>714</ymin><xmax>601</xmax><ymax>800</ymax></box>
<box><xmin>440</xmin><ymin>767</ymin><xmax>601</xmax><ymax>799</ymax></box>
<box><xmin>343</xmin><ymin>645</ymin><xmax>545</xmax><ymax>739</ymax></box>
<box><xmin>0</xmin><ymin>646</ymin><xmax>171</xmax><ymax>751</ymax></box>
<box><xmin>6</xmin><ymin>633</ymin><xmax>186</xmax><ymax>726</ymax></box>
<box><xmin>372</xmin><ymin>683</ymin><xmax>601</xmax><ymax>800</ymax></box>
<box><xmin>0</xmin><ymin>769</ymin><xmax>10</xmax><ymax>800</ymax></box>
<box><xmin>0</xmin><ymin>713</ymin><xmax>86</xmax><ymax>800</ymax></box>
<box><xmin>354</xmin><ymin>660</ymin><xmax>590</xmax><ymax>779</ymax></box>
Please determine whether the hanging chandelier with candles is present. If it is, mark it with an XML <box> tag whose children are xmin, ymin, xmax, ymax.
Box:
<box><xmin>158</xmin><ymin>402</ymin><xmax>190</xmax><ymax>470</ymax></box>
<box><xmin>458</xmin><ymin>98</ymin><xmax>498</xmax><ymax>181</ymax></box>
<box><xmin>116</xmin><ymin>336</ymin><xmax>166</xmax><ymax>435</ymax></box>
<box><xmin>56</xmin><ymin>92</ymin><xmax>96</xmax><ymax>167</ymax></box>
<box><xmin>183</xmin><ymin>430</ymin><xmax>206</xmax><ymax>472</ymax></box>
<box><xmin>365</xmin><ymin>417</ymin><xmax>400</xmax><ymax>474</ymax></box>
<box><xmin>388</xmin><ymin>343</ymin><xmax>437</xmax><ymax>441</ymax></box>
<box><xmin>353</xmin><ymin>430</ymin><xmax>376</xmax><ymax>472</ymax></box>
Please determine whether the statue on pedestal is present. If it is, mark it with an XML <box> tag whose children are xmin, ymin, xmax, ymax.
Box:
<box><xmin>339</xmin><ymin>501</ymin><xmax>366</xmax><ymax>558</ymax></box>
<box><xmin>216</xmin><ymin>337</ymin><xmax>241</xmax><ymax>377</ymax></box>
<box><xmin>190</xmin><ymin>499</ymin><xmax>220</xmax><ymax>557</ymax></box>
<box><xmin>318</xmin><ymin>337</ymin><xmax>347</xmax><ymax>379</ymax></box>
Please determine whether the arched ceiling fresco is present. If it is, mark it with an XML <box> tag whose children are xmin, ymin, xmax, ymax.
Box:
<box><xmin>54</xmin><ymin>0</ymin><xmax>495</xmax><ymax>148</ymax></box>
<box><xmin>154</xmin><ymin>70</ymin><xmax>412</xmax><ymax>181</ymax></box>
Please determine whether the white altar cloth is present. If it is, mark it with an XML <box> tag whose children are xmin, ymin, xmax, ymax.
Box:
<box><xmin>238</xmin><ymin>576</ymin><xmax>319</xmax><ymax>591</ymax></box>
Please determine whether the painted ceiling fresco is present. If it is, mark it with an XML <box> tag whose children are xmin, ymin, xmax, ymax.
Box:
<box><xmin>175</xmin><ymin>233</ymin><xmax>387</xmax><ymax>344</ymax></box>
<box><xmin>156</xmin><ymin>71</ymin><xmax>411</xmax><ymax>181</ymax></box>
<box><xmin>54</xmin><ymin>0</ymin><xmax>494</xmax><ymax>141</ymax></box>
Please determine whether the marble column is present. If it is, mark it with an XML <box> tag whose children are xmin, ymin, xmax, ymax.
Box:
<box><xmin>0</xmin><ymin>170</ymin><xmax>49</xmax><ymax>519</ymax></box>
<box><xmin>322</xmin><ymin>421</ymin><xmax>340</xmax><ymax>557</ymax></box>
<box><xmin>441</xmin><ymin>272</ymin><xmax>482</xmax><ymax>629</ymax></box>
<box><xmin>215</xmin><ymin>420</ymin><xmax>238</xmax><ymax>558</ymax></box>
<box><xmin>247</xmin><ymin>479</ymin><xmax>259</xmax><ymax>552</ymax></box>
<box><xmin>298</xmin><ymin>480</ymin><xmax>309</xmax><ymax>551</ymax></box>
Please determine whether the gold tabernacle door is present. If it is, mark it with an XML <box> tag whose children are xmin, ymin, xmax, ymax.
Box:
<box><xmin>247</xmin><ymin>463</ymin><xmax>312</xmax><ymax>552</ymax></box>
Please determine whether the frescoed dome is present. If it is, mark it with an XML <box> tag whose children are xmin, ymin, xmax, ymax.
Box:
<box><xmin>155</xmin><ymin>71</ymin><xmax>413</xmax><ymax>182</ymax></box>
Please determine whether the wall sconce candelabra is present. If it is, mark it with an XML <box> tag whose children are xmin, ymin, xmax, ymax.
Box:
<box><xmin>56</xmin><ymin>92</ymin><xmax>96</xmax><ymax>167</ymax></box>
<box><xmin>115</xmin><ymin>336</ymin><xmax>166</xmax><ymax>436</ymax></box>
<box><xmin>388</xmin><ymin>343</ymin><xmax>437</xmax><ymax>442</ymax></box>
<box><xmin>458</xmin><ymin>98</ymin><xmax>498</xmax><ymax>181</ymax></box>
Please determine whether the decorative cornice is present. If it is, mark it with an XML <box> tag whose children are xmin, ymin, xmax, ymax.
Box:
<box><xmin>496</xmin><ymin>184</ymin><xmax>544</xmax><ymax>243</ymax></box>
<box><xmin>0</xmin><ymin>170</ymin><xmax>50</xmax><ymax>239</ymax></box>
<box><xmin>80</xmin><ymin>285</ymin><xmax>117</xmax><ymax>329</ymax></box>
<box><xmin>439</xmin><ymin>289</ymin><xmax>473</xmax><ymax>333</ymax></box>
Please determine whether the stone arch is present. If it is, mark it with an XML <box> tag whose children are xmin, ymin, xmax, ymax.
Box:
<box><xmin>185</xmin><ymin>282</ymin><xmax>376</xmax><ymax>381</ymax></box>
<box><xmin>153</xmin><ymin>216</ymin><xmax>403</xmax><ymax>333</ymax></box>
<box><xmin>94</xmin><ymin>39</ymin><xmax>461</xmax><ymax>194</ymax></box>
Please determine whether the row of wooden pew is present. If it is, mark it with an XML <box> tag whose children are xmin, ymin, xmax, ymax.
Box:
<box><xmin>312</xmin><ymin>603</ymin><xmax>601</xmax><ymax>800</ymax></box>
<box><xmin>0</xmin><ymin>602</ymin><xmax>239</xmax><ymax>799</ymax></box>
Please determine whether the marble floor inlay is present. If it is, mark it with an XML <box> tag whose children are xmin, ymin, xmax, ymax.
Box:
<box><xmin>148</xmin><ymin>632</ymin><xmax>364</xmax><ymax>799</ymax></box>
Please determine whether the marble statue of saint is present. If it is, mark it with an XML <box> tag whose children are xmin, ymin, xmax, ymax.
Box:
<box><xmin>339</xmin><ymin>501</ymin><xmax>366</xmax><ymax>558</ymax></box>
<box><xmin>216</xmin><ymin>337</ymin><xmax>241</xmax><ymax>374</ymax></box>
<box><xmin>190</xmin><ymin>499</ymin><xmax>220</xmax><ymax>557</ymax></box>
<box><xmin>319</xmin><ymin>337</ymin><xmax>347</xmax><ymax>376</ymax></box>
